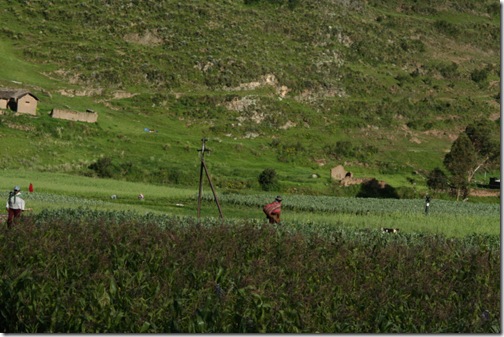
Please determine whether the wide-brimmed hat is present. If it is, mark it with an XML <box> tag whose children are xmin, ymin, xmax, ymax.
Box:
<box><xmin>13</xmin><ymin>186</ymin><xmax>20</xmax><ymax>191</ymax></box>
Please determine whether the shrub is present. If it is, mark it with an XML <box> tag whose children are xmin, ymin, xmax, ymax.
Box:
<box><xmin>427</xmin><ymin>167</ymin><xmax>449</xmax><ymax>192</ymax></box>
<box><xmin>470</xmin><ymin>68</ymin><xmax>488</xmax><ymax>85</ymax></box>
<box><xmin>258</xmin><ymin>168</ymin><xmax>279</xmax><ymax>191</ymax></box>
<box><xmin>356</xmin><ymin>178</ymin><xmax>400</xmax><ymax>199</ymax></box>
<box><xmin>333</xmin><ymin>141</ymin><xmax>354</xmax><ymax>158</ymax></box>
<box><xmin>88</xmin><ymin>157</ymin><xmax>116</xmax><ymax>178</ymax></box>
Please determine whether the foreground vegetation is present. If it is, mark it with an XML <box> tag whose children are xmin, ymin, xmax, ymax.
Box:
<box><xmin>0</xmin><ymin>171</ymin><xmax>499</xmax><ymax>332</ymax></box>
<box><xmin>0</xmin><ymin>209</ymin><xmax>499</xmax><ymax>333</ymax></box>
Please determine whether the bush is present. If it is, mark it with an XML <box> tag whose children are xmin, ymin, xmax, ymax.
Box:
<box><xmin>434</xmin><ymin>20</ymin><xmax>459</xmax><ymax>37</ymax></box>
<box><xmin>356</xmin><ymin>178</ymin><xmax>400</xmax><ymax>199</ymax></box>
<box><xmin>88</xmin><ymin>157</ymin><xmax>116</xmax><ymax>178</ymax></box>
<box><xmin>427</xmin><ymin>167</ymin><xmax>449</xmax><ymax>192</ymax></box>
<box><xmin>470</xmin><ymin>68</ymin><xmax>488</xmax><ymax>84</ymax></box>
<box><xmin>333</xmin><ymin>141</ymin><xmax>355</xmax><ymax>158</ymax></box>
<box><xmin>258</xmin><ymin>168</ymin><xmax>279</xmax><ymax>191</ymax></box>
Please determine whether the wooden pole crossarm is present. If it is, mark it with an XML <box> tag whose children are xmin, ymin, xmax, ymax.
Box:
<box><xmin>196</xmin><ymin>138</ymin><xmax>224</xmax><ymax>222</ymax></box>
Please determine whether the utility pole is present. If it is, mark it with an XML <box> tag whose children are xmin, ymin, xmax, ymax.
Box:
<box><xmin>197</xmin><ymin>138</ymin><xmax>224</xmax><ymax>221</ymax></box>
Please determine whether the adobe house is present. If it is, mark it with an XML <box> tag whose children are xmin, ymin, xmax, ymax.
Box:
<box><xmin>0</xmin><ymin>89</ymin><xmax>39</xmax><ymax>115</ymax></box>
<box><xmin>331</xmin><ymin>165</ymin><xmax>353</xmax><ymax>180</ymax></box>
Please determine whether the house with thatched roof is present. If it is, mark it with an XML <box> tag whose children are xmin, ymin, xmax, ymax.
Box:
<box><xmin>0</xmin><ymin>89</ymin><xmax>39</xmax><ymax>115</ymax></box>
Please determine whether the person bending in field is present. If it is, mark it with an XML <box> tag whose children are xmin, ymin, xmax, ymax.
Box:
<box><xmin>263</xmin><ymin>196</ymin><xmax>282</xmax><ymax>224</ymax></box>
<box><xmin>5</xmin><ymin>186</ymin><xmax>30</xmax><ymax>229</ymax></box>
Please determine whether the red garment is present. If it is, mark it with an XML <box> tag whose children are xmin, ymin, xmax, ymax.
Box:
<box><xmin>263</xmin><ymin>201</ymin><xmax>281</xmax><ymax>224</ymax></box>
<box><xmin>7</xmin><ymin>208</ymin><xmax>22</xmax><ymax>229</ymax></box>
<box><xmin>29</xmin><ymin>183</ymin><xmax>34</xmax><ymax>193</ymax></box>
<box><xmin>263</xmin><ymin>201</ymin><xmax>281</xmax><ymax>214</ymax></box>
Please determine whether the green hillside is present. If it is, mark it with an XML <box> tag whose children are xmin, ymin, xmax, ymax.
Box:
<box><xmin>0</xmin><ymin>0</ymin><xmax>500</xmax><ymax>196</ymax></box>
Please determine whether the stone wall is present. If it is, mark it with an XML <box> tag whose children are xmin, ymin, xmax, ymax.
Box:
<box><xmin>50</xmin><ymin>109</ymin><xmax>98</xmax><ymax>123</ymax></box>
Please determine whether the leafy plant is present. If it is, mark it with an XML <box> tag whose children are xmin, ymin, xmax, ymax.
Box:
<box><xmin>258</xmin><ymin>168</ymin><xmax>279</xmax><ymax>191</ymax></box>
<box><xmin>88</xmin><ymin>157</ymin><xmax>116</xmax><ymax>178</ymax></box>
<box><xmin>0</xmin><ymin>209</ymin><xmax>499</xmax><ymax>332</ymax></box>
<box><xmin>426</xmin><ymin>167</ymin><xmax>449</xmax><ymax>192</ymax></box>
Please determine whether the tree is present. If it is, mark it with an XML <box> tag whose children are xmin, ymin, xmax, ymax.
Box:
<box><xmin>443</xmin><ymin>121</ymin><xmax>500</xmax><ymax>200</ymax></box>
<box><xmin>444</xmin><ymin>133</ymin><xmax>476</xmax><ymax>200</ymax></box>
<box><xmin>465</xmin><ymin>121</ymin><xmax>500</xmax><ymax>169</ymax></box>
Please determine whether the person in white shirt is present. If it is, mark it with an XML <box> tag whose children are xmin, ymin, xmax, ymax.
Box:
<box><xmin>6</xmin><ymin>186</ymin><xmax>26</xmax><ymax>229</ymax></box>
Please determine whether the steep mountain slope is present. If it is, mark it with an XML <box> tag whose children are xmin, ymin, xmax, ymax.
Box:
<box><xmin>0</xmin><ymin>0</ymin><xmax>499</xmax><ymax>194</ymax></box>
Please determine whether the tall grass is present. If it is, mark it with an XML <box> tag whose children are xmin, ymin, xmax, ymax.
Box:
<box><xmin>0</xmin><ymin>210</ymin><xmax>499</xmax><ymax>333</ymax></box>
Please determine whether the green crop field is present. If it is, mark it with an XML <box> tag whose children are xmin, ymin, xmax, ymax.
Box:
<box><xmin>0</xmin><ymin>169</ymin><xmax>499</xmax><ymax>238</ymax></box>
<box><xmin>0</xmin><ymin>208</ymin><xmax>500</xmax><ymax>333</ymax></box>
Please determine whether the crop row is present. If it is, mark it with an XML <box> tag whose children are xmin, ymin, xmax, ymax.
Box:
<box><xmin>31</xmin><ymin>208</ymin><xmax>500</xmax><ymax>250</ymax></box>
<box><xmin>2</xmin><ymin>183</ymin><xmax>499</xmax><ymax>220</ymax></box>
<box><xmin>0</xmin><ymin>209</ymin><xmax>499</xmax><ymax>333</ymax></box>
<box><xmin>203</xmin><ymin>192</ymin><xmax>500</xmax><ymax>216</ymax></box>
<box><xmin>1</xmin><ymin>192</ymin><xmax>106</xmax><ymax>207</ymax></box>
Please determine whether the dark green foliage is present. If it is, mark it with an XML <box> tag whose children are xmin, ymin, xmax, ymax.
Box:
<box><xmin>438</xmin><ymin>62</ymin><xmax>459</xmax><ymax>79</ymax></box>
<box><xmin>328</xmin><ymin>140</ymin><xmax>354</xmax><ymax>158</ymax></box>
<box><xmin>470</xmin><ymin>67</ymin><xmax>489</xmax><ymax>84</ymax></box>
<box><xmin>377</xmin><ymin>161</ymin><xmax>405</xmax><ymax>175</ymax></box>
<box><xmin>88</xmin><ymin>157</ymin><xmax>116</xmax><ymax>178</ymax></box>
<box><xmin>394</xmin><ymin>186</ymin><xmax>417</xmax><ymax>199</ymax></box>
<box><xmin>444</xmin><ymin>133</ymin><xmax>475</xmax><ymax>177</ymax></box>
<box><xmin>443</xmin><ymin>133</ymin><xmax>475</xmax><ymax>199</ymax></box>
<box><xmin>434</xmin><ymin>19</ymin><xmax>460</xmax><ymax>37</ymax></box>
<box><xmin>0</xmin><ymin>210</ymin><xmax>499</xmax><ymax>333</ymax></box>
<box><xmin>444</xmin><ymin>121</ymin><xmax>500</xmax><ymax>199</ymax></box>
<box><xmin>465</xmin><ymin>121</ymin><xmax>500</xmax><ymax>162</ymax></box>
<box><xmin>244</xmin><ymin>0</ymin><xmax>300</xmax><ymax>10</ymax></box>
<box><xmin>325</xmin><ymin>141</ymin><xmax>378</xmax><ymax>161</ymax></box>
<box><xmin>276</xmin><ymin>141</ymin><xmax>306</xmax><ymax>163</ymax></box>
<box><xmin>356</xmin><ymin>178</ymin><xmax>400</xmax><ymax>199</ymax></box>
<box><xmin>427</xmin><ymin>167</ymin><xmax>449</xmax><ymax>192</ymax></box>
<box><xmin>258</xmin><ymin>168</ymin><xmax>279</xmax><ymax>191</ymax></box>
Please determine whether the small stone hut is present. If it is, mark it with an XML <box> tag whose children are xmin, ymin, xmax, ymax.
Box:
<box><xmin>0</xmin><ymin>89</ymin><xmax>39</xmax><ymax>115</ymax></box>
<box><xmin>331</xmin><ymin>165</ymin><xmax>352</xmax><ymax>181</ymax></box>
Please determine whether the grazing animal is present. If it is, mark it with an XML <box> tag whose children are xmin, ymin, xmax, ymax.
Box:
<box><xmin>381</xmin><ymin>227</ymin><xmax>399</xmax><ymax>233</ymax></box>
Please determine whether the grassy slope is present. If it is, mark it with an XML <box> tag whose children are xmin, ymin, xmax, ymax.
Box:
<box><xmin>0</xmin><ymin>0</ymin><xmax>499</xmax><ymax>196</ymax></box>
